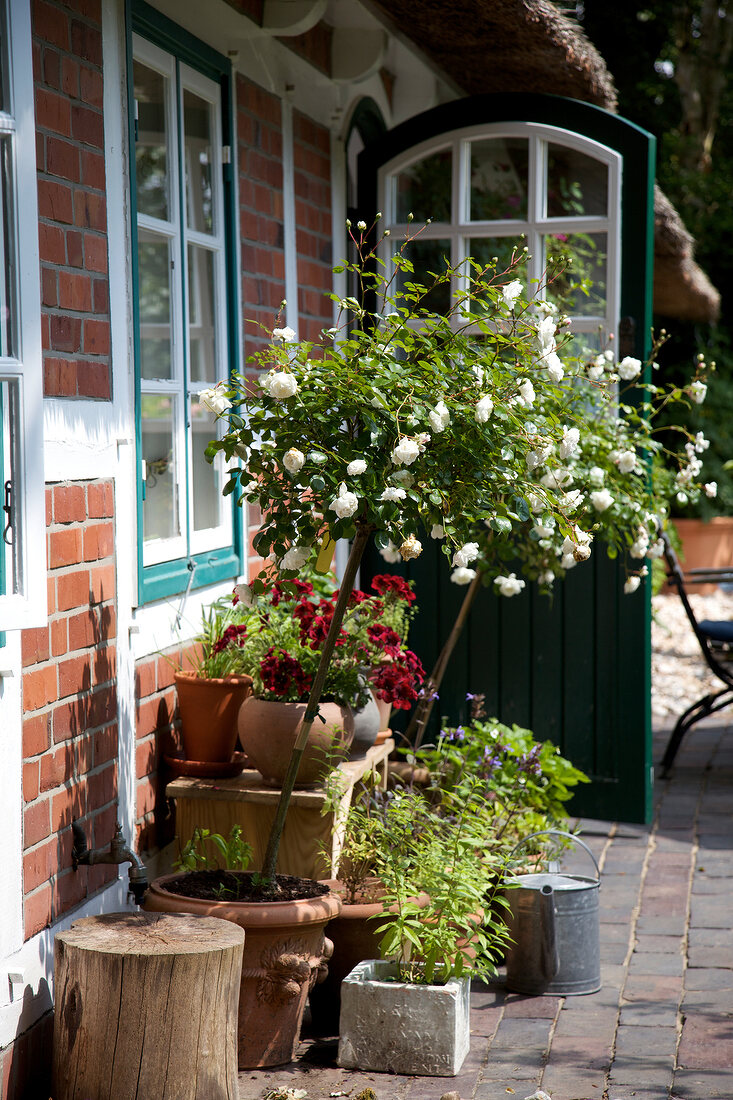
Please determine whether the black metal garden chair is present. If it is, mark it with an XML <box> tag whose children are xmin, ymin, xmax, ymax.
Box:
<box><xmin>659</xmin><ymin>529</ymin><xmax>733</xmax><ymax>776</ymax></box>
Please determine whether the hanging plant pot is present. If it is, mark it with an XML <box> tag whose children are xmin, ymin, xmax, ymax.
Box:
<box><xmin>174</xmin><ymin>671</ymin><xmax>252</xmax><ymax>766</ymax></box>
<box><xmin>238</xmin><ymin>697</ymin><xmax>354</xmax><ymax>787</ymax></box>
<box><xmin>144</xmin><ymin>871</ymin><xmax>341</xmax><ymax>1069</ymax></box>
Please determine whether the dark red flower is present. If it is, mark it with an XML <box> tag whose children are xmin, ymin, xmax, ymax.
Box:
<box><xmin>367</xmin><ymin>623</ymin><xmax>402</xmax><ymax>650</ymax></box>
<box><xmin>370</xmin><ymin>574</ymin><xmax>416</xmax><ymax>603</ymax></box>
<box><xmin>211</xmin><ymin>623</ymin><xmax>247</xmax><ymax>655</ymax></box>
<box><xmin>259</xmin><ymin>647</ymin><xmax>311</xmax><ymax>698</ymax></box>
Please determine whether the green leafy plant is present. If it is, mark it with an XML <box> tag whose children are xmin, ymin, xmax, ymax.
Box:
<box><xmin>173</xmin><ymin>825</ymin><xmax>253</xmax><ymax>874</ymax></box>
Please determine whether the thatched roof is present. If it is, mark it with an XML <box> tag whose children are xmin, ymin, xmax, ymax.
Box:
<box><xmin>365</xmin><ymin>0</ymin><xmax>719</xmax><ymax>324</ymax></box>
<box><xmin>653</xmin><ymin>185</ymin><xmax>720</xmax><ymax>322</ymax></box>
<box><xmin>366</xmin><ymin>0</ymin><xmax>617</xmax><ymax>109</ymax></box>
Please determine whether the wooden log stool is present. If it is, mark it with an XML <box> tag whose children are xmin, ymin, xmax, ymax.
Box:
<box><xmin>53</xmin><ymin>912</ymin><xmax>244</xmax><ymax>1100</ymax></box>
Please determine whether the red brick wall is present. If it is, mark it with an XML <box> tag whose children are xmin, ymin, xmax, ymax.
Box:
<box><xmin>237</xmin><ymin>74</ymin><xmax>286</xmax><ymax>358</ymax></box>
<box><xmin>21</xmin><ymin>479</ymin><xmax>117</xmax><ymax>939</ymax></box>
<box><xmin>33</xmin><ymin>0</ymin><xmax>110</xmax><ymax>399</ymax></box>
<box><xmin>133</xmin><ymin>647</ymin><xmax>185</xmax><ymax>855</ymax></box>
<box><xmin>293</xmin><ymin>109</ymin><xmax>332</xmax><ymax>343</ymax></box>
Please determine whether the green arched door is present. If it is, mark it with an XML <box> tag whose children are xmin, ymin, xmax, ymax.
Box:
<box><xmin>358</xmin><ymin>94</ymin><xmax>656</xmax><ymax>824</ymax></box>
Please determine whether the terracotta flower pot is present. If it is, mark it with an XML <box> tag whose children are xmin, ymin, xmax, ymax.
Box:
<box><xmin>371</xmin><ymin>689</ymin><xmax>392</xmax><ymax>732</ymax></box>
<box><xmin>144</xmin><ymin>872</ymin><xmax>341</xmax><ymax>1068</ymax></box>
<box><xmin>308</xmin><ymin>878</ymin><xmax>430</xmax><ymax>1035</ymax></box>
<box><xmin>174</xmin><ymin>671</ymin><xmax>252</xmax><ymax>766</ymax></box>
<box><xmin>238</xmin><ymin>697</ymin><xmax>354</xmax><ymax>787</ymax></box>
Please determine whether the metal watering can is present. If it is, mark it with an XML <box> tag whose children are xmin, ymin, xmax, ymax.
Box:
<box><xmin>504</xmin><ymin>829</ymin><xmax>601</xmax><ymax>996</ymax></box>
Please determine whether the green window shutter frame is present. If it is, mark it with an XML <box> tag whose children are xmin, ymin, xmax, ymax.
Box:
<box><xmin>126</xmin><ymin>0</ymin><xmax>243</xmax><ymax>605</ymax></box>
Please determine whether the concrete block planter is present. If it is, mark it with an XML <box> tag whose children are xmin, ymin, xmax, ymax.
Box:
<box><xmin>337</xmin><ymin>959</ymin><xmax>470</xmax><ymax>1076</ymax></box>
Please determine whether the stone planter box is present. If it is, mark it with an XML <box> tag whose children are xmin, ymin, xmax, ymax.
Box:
<box><xmin>337</xmin><ymin>959</ymin><xmax>470</xmax><ymax>1076</ymax></box>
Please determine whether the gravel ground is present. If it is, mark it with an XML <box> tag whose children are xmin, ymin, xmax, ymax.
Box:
<box><xmin>652</xmin><ymin>586</ymin><xmax>733</xmax><ymax>727</ymax></box>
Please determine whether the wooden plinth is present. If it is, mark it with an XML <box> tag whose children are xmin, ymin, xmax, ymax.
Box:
<box><xmin>53</xmin><ymin>911</ymin><xmax>244</xmax><ymax>1100</ymax></box>
<box><xmin>166</xmin><ymin>739</ymin><xmax>394</xmax><ymax>880</ymax></box>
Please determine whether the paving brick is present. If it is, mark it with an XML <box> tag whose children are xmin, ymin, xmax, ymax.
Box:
<box><xmin>619</xmin><ymin>1003</ymin><xmax>680</xmax><ymax>1028</ymax></box>
<box><xmin>683</xmin><ymin>967</ymin><xmax>733</xmax><ymax>991</ymax></box>
<box><xmin>627</xmin><ymin>950</ymin><xmax>684</xmax><ymax>976</ymax></box>
<box><xmin>687</xmin><ymin>945</ymin><xmax>733</xmax><ymax>969</ymax></box>
<box><xmin>615</xmin><ymin>1023</ymin><xmax>677</xmax><ymax>1057</ymax></box>
<box><xmin>672</xmin><ymin>1068</ymin><xmax>733</xmax><ymax>1100</ymax></box>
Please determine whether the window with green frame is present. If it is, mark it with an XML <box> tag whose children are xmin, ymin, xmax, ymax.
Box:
<box><xmin>128</xmin><ymin>2</ymin><xmax>241</xmax><ymax>604</ymax></box>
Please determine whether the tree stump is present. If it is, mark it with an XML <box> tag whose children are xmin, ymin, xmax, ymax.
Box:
<box><xmin>53</xmin><ymin>911</ymin><xmax>244</xmax><ymax>1100</ymax></box>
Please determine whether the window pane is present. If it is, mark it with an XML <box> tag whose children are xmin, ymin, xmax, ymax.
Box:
<box><xmin>187</xmin><ymin>244</ymin><xmax>217</xmax><ymax>383</ymax></box>
<box><xmin>142</xmin><ymin>394</ymin><xmax>179</xmax><ymax>542</ymax></box>
<box><xmin>397</xmin><ymin>238</ymin><xmax>452</xmax><ymax>315</ymax></box>
<box><xmin>394</xmin><ymin>150</ymin><xmax>451</xmax><ymax>223</ymax></box>
<box><xmin>470</xmin><ymin>138</ymin><xmax>528</xmax><ymax>221</ymax></box>
<box><xmin>0</xmin><ymin>137</ymin><xmax>14</xmax><ymax>357</ymax></box>
<box><xmin>190</xmin><ymin>396</ymin><xmax>225</xmax><ymax>532</ymax></box>
<box><xmin>547</xmin><ymin>145</ymin><xmax>608</xmax><ymax>217</ymax></box>
<box><xmin>184</xmin><ymin>89</ymin><xmax>214</xmax><ymax>234</ymax></box>
<box><xmin>138</xmin><ymin>228</ymin><xmax>173</xmax><ymax>380</ymax></box>
<box><xmin>134</xmin><ymin>60</ymin><xmax>169</xmax><ymax>221</ymax></box>
<box><xmin>468</xmin><ymin>238</ymin><xmax>525</xmax><ymax>312</ymax></box>
<box><xmin>544</xmin><ymin>232</ymin><xmax>607</xmax><ymax>317</ymax></box>
<box><xmin>0</xmin><ymin>379</ymin><xmax>16</xmax><ymax>597</ymax></box>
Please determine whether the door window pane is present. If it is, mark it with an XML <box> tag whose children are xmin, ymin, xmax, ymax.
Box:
<box><xmin>547</xmin><ymin>145</ymin><xmax>608</xmax><ymax>217</ymax></box>
<box><xmin>190</xmin><ymin>396</ymin><xmax>224</xmax><ymax>532</ymax></box>
<box><xmin>397</xmin><ymin>238</ymin><xmax>452</xmax><ymax>315</ymax></box>
<box><xmin>184</xmin><ymin>89</ymin><xmax>214</xmax><ymax>234</ymax></box>
<box><xmin>134</xmin><ymin>61</ymin><xmax>169</xmax><ymax>221</ymax></box>
<box><xmin>142</xmin><ymin>394</ymin><xmax>179</xmax><ymax>542</ymax></box>
<box><xmin>470</xmin><ymin>138</ymin><xmax>528</xmax><ymax>221</ymax></box>
<box><xmin>0</xmin><ymin>137</ymin><xmax>14</xmax><ymax>357</ymax></box>
<box><xmin>394</xmin><ymin>150</ymin><xmax>451</xmax><ymax>223</ymax></box>
<box><xmin>187</xmin><ymin>244</ymin><xmax>216</xmax><ymax>383</ymax></box>
<box><xmin>138</xmin><ymin>229</ymin><xmax>173</xmax><ymax>380</ymax></box>
<box><xmin>544</xmin><ymin>232</ymin><xmax>607</xmax><ymax>316</ymax></box>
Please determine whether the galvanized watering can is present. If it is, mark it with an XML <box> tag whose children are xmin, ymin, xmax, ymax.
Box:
<box><xmin>504</xmin><ymin>829</ymin><xmax>601</xmax><ymax>996</ymax></box>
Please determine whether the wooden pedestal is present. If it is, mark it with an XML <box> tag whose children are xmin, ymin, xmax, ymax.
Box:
<box><xmin>53</xmin><ymin>912</ymin><xmax>243</xmax><ymax>1100</ymax></box>
<box><xmin>166</xmin><ymin>739</ymin><xmax>394</xmax><ymax>880</ymax></box>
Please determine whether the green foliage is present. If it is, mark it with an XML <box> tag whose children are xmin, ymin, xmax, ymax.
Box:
<box><xmin>180</xmin><ymin>602</ymin><xmax>250</xmax><ymax>679</ymax></box>
<box><xmin>411</xmin><ymin>717</ymin><xmax>589</xmax><ymax>850</ymax></box>
<box><xmin>174</xmin><ymin>825</ymin><xmax>252</xmax><ymax>873</ymax></box>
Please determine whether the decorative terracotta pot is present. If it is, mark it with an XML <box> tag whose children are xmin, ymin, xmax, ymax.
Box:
<box><xmin>672</xmin><ymin>517</ymin><xmax>733</xmax><ymax>595</ymax></box>
<box><xmin>174</xmin><ymin>671</ymin><xmax>252</xmax><ymax>766</ymax></box>
<box><xmin>238</xmin><ymin>697</ymin><xmax>354</xmax><ymax>787</ymax></box>
<box><xmin>308</xmin><ymin>878</ymin><xmax>430</xmax><ymax>1035</ymax></box>
<box><xmin>144</xmin><ymin>872</ymin><xmax>341</xmax><ymax>1069</ymax></box>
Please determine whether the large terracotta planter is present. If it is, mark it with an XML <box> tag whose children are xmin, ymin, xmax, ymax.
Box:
<box><xmin>144</xmin><ymin>872</ymin><xmax>341</xmax><ymax>1068</ymax></box>
<box><xmin>308</xmin><ymin>878</ymin><xmax>430</xmax><ymax>1035</ymax></box>
<box><xmin>174</xmin><ymin>671</ymin><xmax>252</xmax><ymax>765</ymax></box>
<box><xmin>238</xmin><ymin>697</ymin><xmax>354</xmax><ymax>787</ymax></box>
<box><xmin>672</xmin><ymin>517</ymin><xmax>733</xmax><ymax>594</ymax></box>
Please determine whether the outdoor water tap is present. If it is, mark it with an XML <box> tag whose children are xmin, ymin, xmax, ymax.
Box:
<box><xmin>71</xmin><ymin>820</ymin><xmax>148</xmax><ymax>905</ymax></box>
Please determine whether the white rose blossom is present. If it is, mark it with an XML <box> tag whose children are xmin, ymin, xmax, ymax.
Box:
<box><xmin>689</xmin><ymin>380</ymin><xmax>707</xmax><ymax>404</ymax></box>
<box><xmin>588</xmin><ymin>466</ymin><xmax>605</xmax><ymax>486</ymax></box>
<box><xmin>560</xmin><ymin>489</ymin><xmax>584</xmax><ymax>512</ymax></box>
<box><xmin>399</xmin><ymin>535</ymin><xmax>423</xmax><ymax>560</ymax></box>
<box><xmin>618</xmin><ymin>356</ymin><xmax>642</xmax><ymax>381</ymax></box>
<box><xmin>452</xmin><ymin>542</ymin><xmax>480</xmax><ymax>568</ymax></box>
<box><xmin>624</xmin><ymin>575</ymin><xmax>641</xmax><ymax>595</ymax></box>
<box><xmin>541</xmin><ymin>467</ymin><xmax>573</xmax><ymax>490</ymax></box>
<box><xmin>430</xmin><ymin>524</ymin><xmax>445</xmax><ymax>539</ymax></box>
<box><xmin>282</xmin><ymin>448</ymin><xmax>305</xmax><ymax>475</ymax></box>
<box><xmin>475</xmin><ymin>395</ymin><xmax>494</xmax><ymax>423</ymax></box>
<box><xmin>379</xmin><ymin>540</ymin><xmax>401</xmax><ymax>564</ymax></box>
<box><xmin>233</xmin><ymin>582</ymin><xmax>255</xmax><ymax>607</ymax></box>
<box><xmin>391</xmin><ymin>437</ymin><xmax>421</xmax><ymax>466</ymax></box>
<box><xmin>533</xmin><ymin>521</ymin><xmax>555</xmax><ymax>538</ymax></box>
<box><xmin>346</xmin><ymin>459</ymin><xmax>367</xmax><ymax>475</ymax></box>
<box><xmin>501</xmin><ymin>279</ymin><xmax>523</xmax><ymax>309</ymax></box>
<box><xmin>518</xmin><ymin>378</ymin><xmax>535</xmax><ymax>406</ymax></box>
<box><xmin>527</xmin><ymin>442</ymin><xmax>552</xmax><ymax>471</ymax></box>
<box><xmin>280</xmin><ymin>545</ymin><xmax>310</xmax><ymax>571</ymax></box>
<box><xmin>494</xmin><ymin>572</ymin><xmax>526</xmax><ymax>597</ymax></box>
<box><xmin>329</xmin><ymin>483</ymin><xmax>359</xmax><ymax>519</ymax></box>
<box><xmin>545</xmin><ymin>352</ymin><xmax>565</xmax><ymax>382</ymax></box>
<box><xmin>562</xmin><ymin>526</ymin><xmax>593</xmax><ymax>562</ymax></box>
<box><xmin>646</xmin><ymin>539</ymin><xmax>665</xmax><ymax>560</ymax></box>
<box><xmin>559</xmin><ymin>426</ymin><xmax>580</xmax><ymax>460</ymax></box>
<box><xmin>536</xmin><ymin>315</ymin><xmax>556</xmax><ymax>355</ymax></box>
<box><xmin>199</xmin><ymin>383</ymin><xmax>232</xmax><ymax>417</ymax></box>
<box><xmin>590</xmin><ymin>488</ymin><xmax>614</xmax><ymax>512</ymax></box>
<box><xmin>266</xmin><ymin>371</ymin><xmax>299</xmax><ymax>400</ymax></box>
<box><xmin>616</xmin><ymin>450</ymin><xmax>637</xmax><ymax>474</ymax></box>
<box><xmin>272</xmin><ymin>326</ymin><xmax>296</xmax><ymax>343</ymax></box>
<box><xmin>379</xmin><ymin>486</ymin><xmax>406</xmax><ymax>503</ymax></box>
<box><xmin>451</xmin><ymin>566</ymin><xmax>477</xmax><ymax>585</ymax></box>
<box><xmin>428</xmin><ymin>400</ymin><xmax>451</xmax><ymax>433</ymax></box>
<box><xmin>705</xmin><ymin>481</ymin><xmax>718</xmax><ymax>498</ymax></box>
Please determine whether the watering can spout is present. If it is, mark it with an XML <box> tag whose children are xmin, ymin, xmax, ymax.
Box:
<box><xmin>538</xmin><ymin>883</ymin><xmax>560</xmax><ymax>986</ymax></box>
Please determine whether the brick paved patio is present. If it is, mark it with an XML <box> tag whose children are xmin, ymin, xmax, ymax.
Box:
<box><xmin>238</xmin><ymin>720</ymin><xmax>733</xmax><ymax>1100</ymax></box>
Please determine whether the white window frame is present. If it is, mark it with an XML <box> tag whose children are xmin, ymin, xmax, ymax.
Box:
<box><xmin>0</xmin><ymin>0</ymin><xmax>46</xmax><ymax>631</ymax></box>
<box><xmin>378</xmin><ymin>122</ymin><xmax>622</xmax><ymax>348</ymax></box>
<box><xmin>133</xmin><ymin>35</ymin><xmax>232</xmax><ymax>573</ymax></box>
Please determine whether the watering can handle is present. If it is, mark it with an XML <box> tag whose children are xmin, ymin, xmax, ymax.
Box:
<box><xmin>506</xmin><ymin>829</ymin><xmax>601</xmax><ymax>882</ymax></box>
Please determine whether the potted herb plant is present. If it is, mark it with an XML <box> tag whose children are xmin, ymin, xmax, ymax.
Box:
<box><xmin>173</xmin><ymin>602</ymin><xmax>252</xmax><ymax>771</ymax></box>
